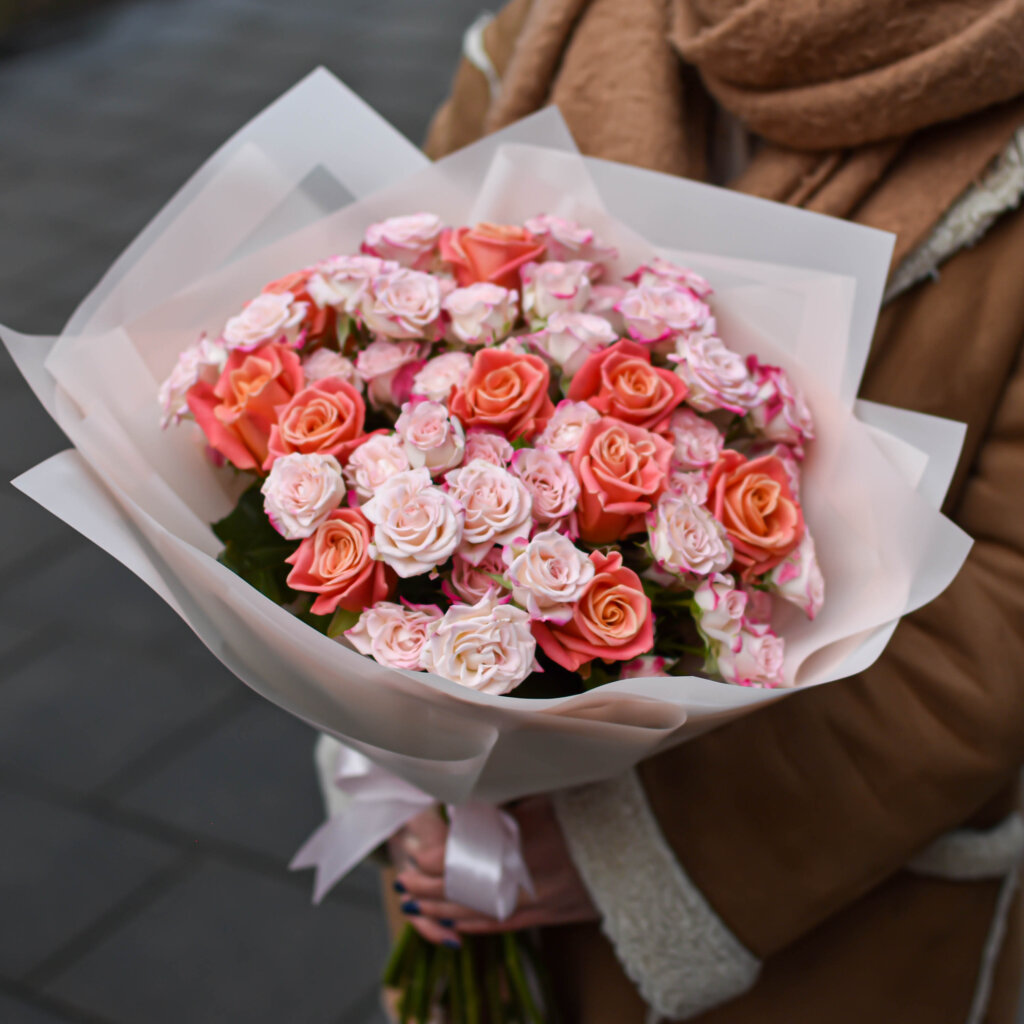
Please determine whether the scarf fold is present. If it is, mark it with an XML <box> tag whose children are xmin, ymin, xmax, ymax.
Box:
<box><xmin>427</xmin><ymin>0</ymin><xmax>1024</xmax><ymax>271</ymax></box>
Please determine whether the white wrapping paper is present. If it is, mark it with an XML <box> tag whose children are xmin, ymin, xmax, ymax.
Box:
<box><xmin>2</xmin><ymin>69</ymin><xmax>972</xmax><ymax>806</ymax></box>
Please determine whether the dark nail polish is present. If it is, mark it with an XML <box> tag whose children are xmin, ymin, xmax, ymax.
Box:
<box><xmin>392</xmin><ymin>879</ymin><xmax>406</xmax><ymax>894</ymax></box>
<box><xmin>439</xmin><ymin>918</ymin><xmax>455</xmax><ymax>929</ymax></box>
<box><xmin>400</xmin><ymin>900</ymin><xmax>420</xmax><ymax>916</ymax></box>
<box><xmin>442</xmin><ymin>939</ymin><xmax>461</xmax><ymax>950</ymax></box>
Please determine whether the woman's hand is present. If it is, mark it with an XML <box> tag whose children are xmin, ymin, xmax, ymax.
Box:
<box><xmin>388</xmin><ymin>796</ymin><xmax>598</xmax><ymax>946</ymax></box>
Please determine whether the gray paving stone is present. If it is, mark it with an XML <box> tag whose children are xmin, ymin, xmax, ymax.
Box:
<box><xmin>116</xmin><ymin>700</ymin><xmax>325</xmax><ymax>862</ymax></box>
<box><xmin>46</xmin><ymin>860</ymin><xmax>390</xmax><ymax>1024</ymax></box>
<box><xmin>0</xmin><ymin>991</ymin><xmax>77</xmax><ymax>1023</ymax></box>
<box><xmin>0</xmin><ymin>387</ymin><xmax>71</xmax><ymax>480</ymax></box>
<box><xmin>0</xmin><ymin>487</ymin><xmax>71</xmax><ymax>576</ymax></box>
<box><xmin>0</xmin><ymin>787</ymin><xmax>175</xmax><ymax>977</ymax></box>
<box><xmin>0</xmin><ymin>637</ymin><xmax>238</xmax><ymax>793</ymax></box>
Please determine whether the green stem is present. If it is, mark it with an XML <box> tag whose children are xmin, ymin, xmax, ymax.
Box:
<box><xmin>382</xmin><ymin>923</ymin><xmax>417</xmax><ymax>989</ymax></box>
<box><xmin>460</xmin><ymin>941</ymin><xmax>482</xmax><ymax>1024</ymax></box>
<box><xmin>503</xmin><ymin>932</ymin><xmax>544</xmax><ymax>1024</ymax></box>
<box><xmin>484</xmin><ymin>936</ymin><xmax>507</xmax><ymax>1024</ymax></box>
<box><xmin>418</xmin><ymin>944</ymin><xmax>442</xmax><ymax>1024</ymax></box>
<box><xmin>445</xmin><ymin>944</ymin><xmax>466</xmax><ymax>1024</ymax></box>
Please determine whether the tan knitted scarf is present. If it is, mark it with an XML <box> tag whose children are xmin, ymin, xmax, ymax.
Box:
<box><xmin>426</xmin><ymin>0</ymin><xmax>1024</xmax><ymax>269</ymax></box>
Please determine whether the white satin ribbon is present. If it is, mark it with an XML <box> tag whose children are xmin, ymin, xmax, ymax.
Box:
<box><xmin>291</xmin><ymin>745</ymin><xmax>533</xmax><ymax>920</ymax></box>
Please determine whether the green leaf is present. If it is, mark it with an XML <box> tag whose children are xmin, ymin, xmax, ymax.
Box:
<box><xmin>327</xmin><ymin>606</ymin><xmax>361</xmax><ymax>638</ymax></box>
<box><xmin>510</xmin><ymin>435</ymin><xmax>531</xmax><ymax>450</ymax></box>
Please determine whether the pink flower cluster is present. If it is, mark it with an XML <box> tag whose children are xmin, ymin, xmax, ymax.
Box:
<box><xmin>162</xmin><ymin>212</ymin><xmax>823</xmax><ymax>694</ymax></box>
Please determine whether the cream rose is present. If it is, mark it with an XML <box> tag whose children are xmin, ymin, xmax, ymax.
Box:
<box><xmin>395</xmin><ymin>400</ymin><xmax>465</xmax><ymax>477</ymax></box>
<box><xmin>443</xmin><ymin>283</ymin><xmax>518</xmax><ymax>346</ymax></box>
<box><xmin>222</xmin><ymin>291</ymin><xmax>307</xmax><ymax>349</ymax></box>
<box><xmin>444</xmin><ymin>459</ymin><xmax>534</xmax><ymax>565</ymax></box>
<box><xmin>344</xmin><ymin>433</ymin><xmax>410</xmax><ymax>504</ymax></box>
<box><xmin>345</xmin><ymin>600</ymin><xmax>442</xmax><ymax>671</ymax></box>
<box><xmin>260</xmin><ymin>452</ymin><xmax>345</xmax><ymax>540</ymax></box>
<box><xmin>504</xmin><ymin>530</ymin><xmax>595</xmax><ymax>623</ymax></box>
<box><xmin>647</xmin><ymin>492</ymin><xmax>733</xmax><ymax>577</ymax></box>
<box><xmin>421</xmin><ymin>594</ymin><xmax>536</xmax><ymax>695</ymax></box>
<box><xmin>363</xmin><ymin>468</ymin><xmax>464</xmax><ymax>577</ymax></box>
<box><xmin>411</xmin><ymin>351</ymin><xmax>473</xmax><ymax>403</ymax></box>
<box><xmin>534</xmin><ymin>400</ymin><xmax>601</xmax><ymax>455</ymax></box>
<box><xmin>362</xmin><ymin>269</ymin><xmax>443</xmax><ymax>340</ymax></box>
<box><xmin>510</xmin><ymin>445</ymin><xmax>580</xmax><ymax>531</ymax></box>
<box><xmin>362</xmin><ymin>213</ymin><xmax>443</xmax><ymax>270</ymax></box>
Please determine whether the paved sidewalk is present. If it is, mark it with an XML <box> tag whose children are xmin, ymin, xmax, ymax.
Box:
<box><xmin>0</xmin><ymin>2</ymin><xmax>481</xmax><ymax>1021</ymax></box>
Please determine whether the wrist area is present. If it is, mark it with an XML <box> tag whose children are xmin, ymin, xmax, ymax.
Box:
<box><xmin>553</xmin><ymin>770</ymin><xmax>761</xmax><ymax>1020</ymax></box>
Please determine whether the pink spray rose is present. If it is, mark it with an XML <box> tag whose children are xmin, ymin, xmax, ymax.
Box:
<box><xmin>520</xmin><ymin>260</ymin><xmax>593</xmax><ymax>322</ymax></box>
<box><xmin>528</xmin><ymin>311</ymin><xmax>617</xmax><ymax>379</ymax></box>
<box><xmin>747</xmin><ymin>356</ymin><xmax>815</xmax><ymax>455</ymax></box>
<box><xmin>395</xmin><ymin>400</ymin><xmax>465</xmax><ymax>477</ymax></box>
<box><xmin>614</xmin><ymin>283</ymin><xmax>712</xmax><ymax>344</ymax></box>
<box><xmin>462</xmin><ymin>428</ymin><xmax>514</xmax><ymax>467</ymax></box>
<box><xmin>445</xmin><ymin>547</ymin><xmax>508</xmax><ymax>604</ymax></box>
<box><xmin>412</xmin><ymin>351</ymin><xmax>473</xmax><ymax>404</ymax></box>
<box><xmin>356</xmin><ymin>338</ymin><xmax>425</xmax><ymax>409</ymax></box>
<box><xmin>766</xmin><ymin>531</ymin><xmax>824</xmax><ymax>619</ymax></box>
<box><xmin>442</xmin><ymin>283</ymin><xmax>518</xmax><ymax>346</ymax></box>
<box><xmin>672</xmin><ymin>335</ymin><xmax>759</xmax><ymax>414</ymax></box>
<box><xmin>714</xmin><ymin>622</ymin><xmax>787</xmax><ymax>688</ymax></box>
<box><xmin>523</xmin><ymin>214</ymin><xmax>617</xmax><ymax>272</ymax></box>
<box><xmin>361</xmin><ymin>213</ymin><xmax>443</xmax><ymax>270</ymax></box>
<box><xmin>261</xmin><ymin>452</ymin><xmax>345</xmax><ymax>540</ymax></box>
<box><xmin>444</xmin><ymin>459</ymin><xmax>533</xmax><ymax>565</ymax></box>
<box><xmin>306</xmin><ymin>255</ymin><xmax>399</xmax><ymax>314</ymax></box>
<box><xmin>646</xmin><ymin>492</ymin><xmax>734</xmax><ymax>578</ymax></box>
<box><xmin>667</xmin><ymin>406</ymin><xmax>724</xmax><ymax>470</ymax></box>
<box><xmin>510</xmin><ymin>445</ymin><xmax>580</xmax><ymax>532</ymax></box>
<box><xmin>221</xmin><ymin>291</ymin><xmax>308</xmax><ymax>350</ymax></box>
<box><xmin>343</xmin><ymin>432</ymin><xmax>410</xmax><ymax>504</ymax></box>
<box><xmin>285</xmin><ymin>508</ymin><xmax>394</xmax><ymax>616</ymax></box>
<box><xmin>504</xmin><ymin>530</ymin><xmax>595</xmax><ymax>624</ymax></box>
<box><xmin>535</xmin><ymin>400</ymin><xmax>601</xmax><ymax>455</ymax></box>
<box><xmin>159</xmin><ymin>334</ymin><xmax>227</xmax><ymax>429</ymax></box>
<box><xmin>345</xmin><ymin>600</ymin><xmax>443</xmax><ymax>671</ymax></box>
<box><xmin>361</xmin><ymin>269</ymin><xmax>443</xmax><ymax>341</ymax></box>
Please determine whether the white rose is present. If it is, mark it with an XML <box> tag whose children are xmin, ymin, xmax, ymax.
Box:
<box><xmin>395</xmin><ymin>400</ymin><xmax>466</xmax><ymax>477</ymax></box>
<box><xmin>260</xmin><ymin>453</ymin><xmax>345</xmax><ymax>540</ymax></box>
<box><xmin>627</xmin><ymin>258</ymin><xmax>713</xmax><ymax>299</ymax></box>
<box><xmin>412</xmin><ymin>351</ymin><xmax>473</xmax><ymax>403</ymax></box>
<box><xmin>714</xmin><ymin>622</ymin><xmax>787</xmax><ymax>688</ymax></box>
<box><xmin>446</xmin><ymin>548</ymin><xmax>508</xmax><ymax>604</ymax></box>
<box><xmin>647</xmin><ymin>492</ymin><xmax>733</xmax><ymax>577</ymax></box>
<box><xmin>673</xmin><ymin>335</ymin><xmax>760</xmax><ymax>414</ymax></box>
<box><xmin>355</xmin><ymin>338</ymin><xmax>424</xmax><ymax>409</ymax></box>
<box><xmin>363</xmin><ymin>468</ymin><xmax>464</xmax><ymax>577</ymax></box>
<box><xmin>463</xmin><ymin>428</ymin><xmax>514</xmax><ymax>467</ymax></box>
<box><xmin>362</xmin><ymin>269</ymin><xmax>443</xmax><ymax>340</ymax></box>
<box><xmin>510</xmin><ymin>445</ymin><xmax>580</xmax><ymax>531</ymax></box>
<box><xmin>344</xmin><ymin>433</ymin><xmax>410</xmax><ymax>504</ymax></box>
<box><xmin>766</xmin><ymin>531</ymin><xmax>824</xmax><ymax>620</ymax></box>
<box><xmin>345</xmin><ymin>600</ymin><xmax>442</xmax><ymax>671</ymax></box>
<box><xmin>520</xmin><ymin>260</ymin><xmax>593</xmax><ymax>322</ymax></box>
<box><xmin>504</xmin><ymin>530</ymin><xmax>594</xmax><ymax>623</ymax></box>
<box><xmin>444</xmin><ymin>459</ymin><xmax>533</xmax><ymax>565</ymax></box>
<box><xmin>158</xmin><ymin>334</ymin><xmax>226</xmax><ymax>428</ymax></box>
<box><xmin>534</xmin><ymin>400</ymin><xmax>601</xmax><ymax>454</ymax></box>
<box><xmin>222</xmin><ymin>291</ymin><xmax>307</xmax><ymax>349</ymax></box>
<box><xmin>523</xmin><ymin>214</ymin><xmax>617</xmax><ymax>272</ymax></box>
<box><xmin>421</xmin><ymin>594</ymin><xmax>536</xmax><ymax>695</ymax></box>
<box><xmin>692</xmin><ymin>573</ymin><xmax>747</xmax><ymax>650</ymax></box>
<box><xmin>362</xmin><ymin>213</ymin><xmax>443</xmax><ymax>270</ymax></box>
<box><xmin>529</xmin><ymin>311</ymin><xmax>617</xmax><ymax>378</ymax></box>
<box><xmin>615</xmin><ymin>283</ymin><xmax>712</xmax><ymax>344</ymax></box>
<box><xmin>307</xmin><ymin>255</ymin><xmax>399</xmax><ymax>314</ymax></box>
<box><xmin>668</xmin><ymin>406</ymin><xmax>724</xmax><ymax>469</ymax></box>
<box><xmin>301</xmin><ymin>348</ymin><xmax>362</xmax><ymax>389</ymax></box>
<box><xmin>443</xmin><ymin>283</ymin><xmax>518</xmax><ymax>346</ymax></box>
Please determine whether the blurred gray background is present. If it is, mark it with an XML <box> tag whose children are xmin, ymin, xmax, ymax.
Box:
<box><xmin>0</xmin><ymin>1</ymin><xmax>482</xmax><ymax>1021</ymax></box>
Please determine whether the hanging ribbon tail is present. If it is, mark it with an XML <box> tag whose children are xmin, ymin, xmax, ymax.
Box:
<box><xmin>444</xmin><ymin>801</ymin><xmax>535</xmax><ymax>921</ymax></box>
<box><xmin>291</xmin><ymin>744</ymin><xmax>434</xmax><ymax>902</ymax></box>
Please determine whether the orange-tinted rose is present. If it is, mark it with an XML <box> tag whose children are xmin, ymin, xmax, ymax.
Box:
<box><xmin>707</xmin><ymin>450</ymin><xmax>804</xmax><ymax>578</ymax></box>
<box><xmin>449</xmin><ymin>349</ymin><xmax>554</xmax><ymax>441</ymax></box>
<box><xmin>187</xmin><ymin>341</ymin><xmax>302</xmax><ymax>471</ymax></box>
<box><xmin>532</xmin><ymin>550</ymin><xmax>653</xmax><ymax>672</ymax></box>
<box><xmin>440</xmin><ymin>223</ymin><xmax>546</xmax><ymax>290</ymax></box>
<box><xmin>568</xmin><ymin>339</ymin><xmax>688</xmax><ymax>432</ymax></box>
<box><xmin>264</xmin><ymin>268</ymin><xmax>332</xmax><ymax>342</ymax></box>
<box><xmin>264</xmin><ymin>377</ymin><xmax>368</xmax><ymax>469</ymax></box>
<box><xmin>570</xmin><ymin>417</ymin><xmax>672</xmax><ymax>543</ymax></box>
<box><xmin>285</xmin><ymin>508</ymin><xmax>394</xmax><ymax>615</ymax></box>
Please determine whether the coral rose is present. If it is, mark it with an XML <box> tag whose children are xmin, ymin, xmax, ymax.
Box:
<box><xmin>568</xmin><ymin>340</ymin><xmax>688</xmax><ymax>432</ymax></box>
<box><xmin>707</xmin><ymin>450</ymin><xmax>804</xmax><ymax>578</ymax></box>
<box><xmin>532</xmin><ymin>550</ymin><xmax>653</xmax><ymax>672</ymax></box>
<box><xmin>285</xmin><ymin>508</ymin><xmax>394</xmax><ymax>616</ymax></box>
<box><xmin>440</xmin><ymin>223</ymin><xmax>545</xmax><ymax>291</ymax></box>
<box><xmin>570</xmin><ymin>418</ymin><xmax>672</xmax><ymax>544</ymax></box>
<box><xmin>265</xmin><ymin>377</ymin><xmax>368</xmax><ymax>469</ymax></box>
<box><xmin>187</xmin><ymin>341</ymin><xmax>303</xmax><ymax>471</ymax></box>
<box><xmin>449</xmin><ymin>349</ymin><xmax>554</xmax><ymax>441</ymax></box>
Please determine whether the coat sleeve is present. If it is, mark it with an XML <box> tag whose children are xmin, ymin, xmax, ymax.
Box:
<box><xmin>554</xmin><ymin>203</ymin><xmax>1024</xmax><ymax>1018</ymax></box>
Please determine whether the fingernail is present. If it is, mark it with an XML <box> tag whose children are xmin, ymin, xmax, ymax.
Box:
<box><xmin>442</xmin><ymin>939</ymin><xmax>461</xmax><ymax>950</ymax></box>
<box><xmin>392</xmin><ymin>880</ymin><xmax>406</xmax><ymax>894</ymax></box>
<box><xmin>439</xmin><ymin>918</ymin><xmax>455</xmax><ymax>929</ymax></box>
<box><xmin>400</xmin><ymin>900</ymin><xmax>420</xmax><ymax>916</ymax></box>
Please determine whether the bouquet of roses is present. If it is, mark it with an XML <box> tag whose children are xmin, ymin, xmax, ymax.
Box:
<box><xmin>163</xmin><ymin>211</ymin><xmax>820</xmax><ymax>699</ymax></box>
<box><xmin>1</xmin><ymin>68</ymin><xmax>972</xmax><ymax>1024</ymax></box>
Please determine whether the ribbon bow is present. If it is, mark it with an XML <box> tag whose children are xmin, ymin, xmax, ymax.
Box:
<box><xmin>291</xmin><ymin>745</ymin><xmax>533</xmax><ymax>921</ymax></box>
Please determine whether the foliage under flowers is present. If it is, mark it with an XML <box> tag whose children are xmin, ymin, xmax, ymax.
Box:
<box><xmin>163</xmin><ymin>212</ymin><xmax>824</xmax><ymax>696</ymax></box>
